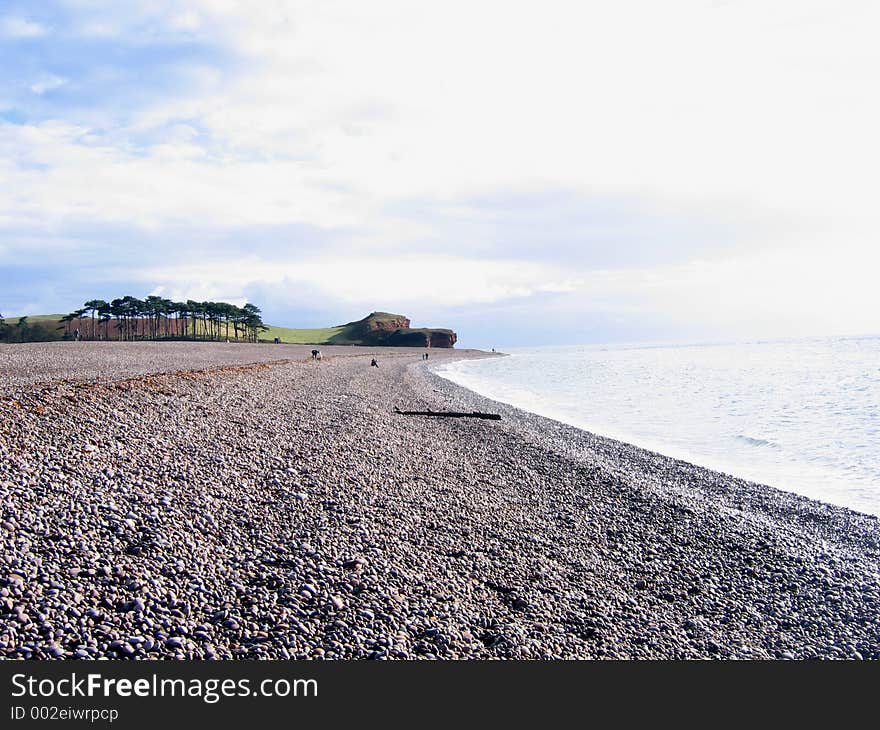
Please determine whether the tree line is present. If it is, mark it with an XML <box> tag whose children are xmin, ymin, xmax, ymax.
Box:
<box><xmin>59</xmin><ymin>296</ymin><xmax>268</xmax><ymax>342</ymax></box>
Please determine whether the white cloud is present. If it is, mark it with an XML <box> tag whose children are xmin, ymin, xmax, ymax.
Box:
<box><xmin>30</xmin><ymin>75</ymin><xmax>67</xmax><ymax>95</ymax></box>
<box><xmin>11</xmin><ymin>1</ymin><xmax>880</xmax><ymax>226</ymax></box>
<box><xmin>137</xmin><ymin>255</ymin><xmax>581</xmax><ymax>308</ymax></box>
<box><xmin>168</xmin><ymin>10</ymin><xmax>202</xmax><ymax>32</ymax></box>
<box><xmin>564</xmin><ymin>243</ymin><xmax>880</xmax><ymax>339</ymax></box>
<box><xmin>0</xmin><ymin>16</ymin><xmax>47</xmax><ymax>38</ymax></box>
<box><xmin>147</xmin><ymin>0</ymin><xmax>877</xmax><ymax>218</ymax></box>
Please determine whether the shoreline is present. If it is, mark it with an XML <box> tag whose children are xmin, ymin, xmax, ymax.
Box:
<box><xmin>427</xmin><ymin>356</ymin><xmax>880</xmax><ymax>527</ymax></box>
<box><xmin>433</xmin><ymin>350</ymin><xmax>880</xmax><ymax>519</ymax></box>
<box><xmin>1</xmin><ymin>343</ymin><xmax>879</xmax><ymax>659</ymax></box>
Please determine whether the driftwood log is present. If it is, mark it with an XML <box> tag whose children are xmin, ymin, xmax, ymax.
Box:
<box><xmin>394</xmin><ymin>407</ymin><xmax>501</xmax><ymax>421</ymax></box>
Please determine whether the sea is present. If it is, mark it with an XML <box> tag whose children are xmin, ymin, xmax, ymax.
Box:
<box><xmin>437</xmin><ymin>336</ymin><xmax>880</xmax><ymax>517</ymax></box>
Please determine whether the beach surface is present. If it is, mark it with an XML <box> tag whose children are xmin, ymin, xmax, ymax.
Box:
<box><xmin>1</xmin><ymin>342</ymin><xmax>879</xmax><ymax>659</ymax></box>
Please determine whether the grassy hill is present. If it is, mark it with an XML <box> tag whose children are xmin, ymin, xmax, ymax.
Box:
<box><xmin>2</xmin><ymin>314</ymin><xmax>348</xmax><ymax>344</ymax></box>
<box><xmin>16</xmin><ymin>314</ymin><xmax>66</xmax><ymax>322</ymax></box>
<box><xmin>264</xmin><ymin>312</ymin><xmax>455</xmax><ymax>347</ymax></box>
<box><xmin>0</xmin><ymin>314</ymin><xmax>69</xmax><ymax>343</ymax></box>
<box><xmin>1</xmin><ymin>311</ymin><xmax>458</xmax><ymax>347</ymax></box>
<box><xmin>260</xmin><ymin>324</ymin><xmax>347</xmax><ymax>344</ymax></box>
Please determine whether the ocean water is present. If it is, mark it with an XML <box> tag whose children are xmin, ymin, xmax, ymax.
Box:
<box><xmin>437</xmin><ymin>336</ymin><xmax>880</xmax><ymax>516</ymax></box>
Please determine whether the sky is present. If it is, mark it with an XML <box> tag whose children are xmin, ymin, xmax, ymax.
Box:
<box><xmin>1</xmin><ymin>0</ymin><xmax>878</xmax><ymax>348</ymax></box>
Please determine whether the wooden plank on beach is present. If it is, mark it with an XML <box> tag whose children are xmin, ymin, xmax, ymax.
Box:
<box><xmin>394</xmin><ymin>407</ymin><xmax>501</xmax><ymax>420</ymax></box>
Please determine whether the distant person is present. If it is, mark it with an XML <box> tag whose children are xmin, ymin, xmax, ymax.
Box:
<box><xmin>73</xmin><ymin>328</ymin><xmax>79</xmax><ymax>341</ymax></box>
<box><xmin>492</xmin><ymin>348</ymin><xmax>495</xmax><ymax>352</ymax></box>
<box><xmin>371</xmin><ymin>358</ymin><xmax>379</xmax><ymax>367</ymax></box>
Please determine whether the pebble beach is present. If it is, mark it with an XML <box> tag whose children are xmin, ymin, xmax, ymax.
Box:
<box><xmin>1</xmin><ymin>342</ymin><xmax>879</xmax><ymax>660</ymax></box>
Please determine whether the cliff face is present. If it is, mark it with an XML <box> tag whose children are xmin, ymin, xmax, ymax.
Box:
<box><xmin>383</xmin><ymin>328</ymin><xmax>457</xmax><ymax>348</ymax></box>
<box><xmin>365</xmin><ymin>313</ymin><xmax>411</xmax><ymax>333</ymax></box>
<box><xmin>345</xmin><ymin>312</ymin><xmax>410</xmax><ymax>340</ymax></box>
<box><xmin>426</xmin><ymin>330</ymin><xmax>456</xmax><ymax>348</ymax></box>
<box><xmin>333</xmin><ymin>312</ymin><xmax>457</xmax><ymax>348</ymax></box>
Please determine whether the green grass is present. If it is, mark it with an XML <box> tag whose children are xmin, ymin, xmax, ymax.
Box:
<box><xmin>5</xmin><ymin>313</ymin><xmax>65</xmax><ymax>322</ymax></box>
<box><xmin>258</xmin><ymin>324</ymin><xmax>347</xmax><ymax>344</ymax></box>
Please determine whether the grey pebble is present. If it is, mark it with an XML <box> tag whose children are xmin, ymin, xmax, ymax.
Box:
<box><xmin>0</xmin><ymin>342</ymin><xmax>877</xmax><ymax>661</ymax></box>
